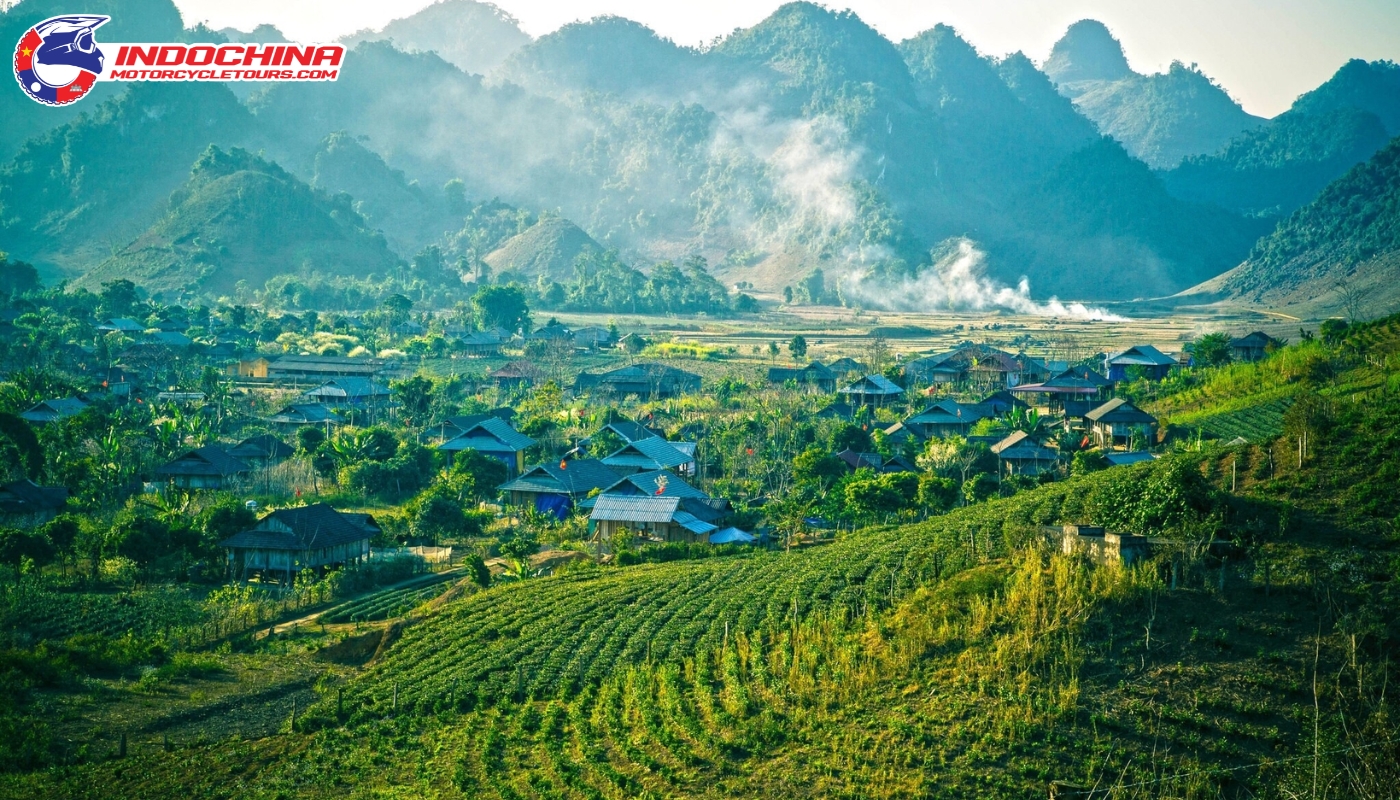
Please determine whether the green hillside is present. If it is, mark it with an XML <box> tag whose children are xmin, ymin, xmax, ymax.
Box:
<box><xmin>0</xmin><ymin>82</ymin><xmax>252</xmax><ymax>283</ymax></box>
<box><xmin>1186</xmin><ymin>134</ymin><xmax>1400</xmax><ymax>314</ymax></box>
<box><xmin>309</xmin><ymin>132</ymin><xmax>459</xmax><ymax>256</ymax></box>
<box><xmin>1164</xmin><ymin>107</ymin><xmax>1391</xmax><ymax>217</ymax></box>
<box><xmin>9</xmin><ymin>321</ymin><xmax>1400</xmax><ymax>796</ymax></box>
<box><xmin>0</xmin><ymin>0</ymin><xmax>187</xmax><ymax>161</ymax></box>
<box><xmin>482</xmin><ymin>215</ymin><xmax>602</xmax><ymax>281</ymax></box>
<box><xmin>76</xmin><ymin>146</ymin><xmax>400</xmax><ymax>298</ymax></box>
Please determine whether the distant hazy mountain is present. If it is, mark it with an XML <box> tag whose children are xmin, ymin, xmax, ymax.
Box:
<box><xmin>1164</xmin><ymin>60</ymin><xmax>1400</xmax><ymax>219</ymax></box>
<box><xmin>1045</xmin><ymin>20</ymin><xmax>1265</xmax><ymax>169</ymax></box>
<box><xmin>1184</xmin><ymin>134</ymin><xmax>1400</xmax><ymax>314</ymax></box>
<box><xmin>310</xmin><ymin>132</ymin><xmax>458</xmax><ymax>257</ymax></box>
<box><xmin>1043</xmin><ymin>19</ymin><xmax>1133</xmax><ymax>89</ymax></box>
<box><xmin>0</xmin><ymin>1</ymin><xmax>1319</xmax><ymax>303</ymax></box>
<box><xmin>78</xmin><ymin>146</ymin><xmax>400</xmax><ymax>298</ymax></box>
<box><xmin>342</xmin><ymin>0</ymin><xmax>530</xmax><ymax>77</ymax></box>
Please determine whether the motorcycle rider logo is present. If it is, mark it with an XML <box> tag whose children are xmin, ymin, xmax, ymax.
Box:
<box><xmin>13</xmin><ymin>15</ymin><xmax>109</xmax><ymax>106</ymax></box>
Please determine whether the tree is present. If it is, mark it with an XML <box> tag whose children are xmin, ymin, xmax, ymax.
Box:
<box><xmin>919</xmin><ymin>436</ymin><xmax>987</xmax><ymax>489</ymax></box>
<box><xmin>782</xmin><ymin>286</ymin><xmax>794</xmax><ymax>304</ymax></box>
<box><xmin>962</xmin><ymin>473</ymin><xmax>997</xmax><ymax>505</ymax></box>
<box><xmin>0</xmin><ymin>253</ymin><xmax>40</xmax><ymax>299</ymax></box>
<box><xmin>392</xmin><ymin>376</ymin><xmax>435</xmax><ymax>428</ymax></box>
<box><xmin>788</xmin><ymin>335</ymin><xmax>808</xmax><ymax>362</ymax></box>
<box><xmin>472</xmin><ymin>285</ymin><xmax>531</xmax><ymax>333</ymax></box>
<box><xmin>382</xmin><ymin>294</ymin><xmax>413</xmax><ymax>328</ymax></box>
<box><xmin>0</xmin><ymin>527</ymin><xmax>55</xmax><ymax>570</ymax></box>
<box><xmin>1319</xmin><ymin>318</ymin><xmax>1350</xmax><ymax>346</ymax></box>
<box><xmin>793</xmin><ymin>447</ymin><xmax>846</xmax><ymax>489</ymax></box>
<box><xmin>464</xmin><ymin>553</ymin><xmax>490</xmax><ymax>588</ymax></box>
<box><xmin>767</xmin><ymin>341</ymin><xmax>779</xmax><ymax>360</ymax></box>
<box><xmin>917</xmin><ymin>474</ymin><xmax>958</xmax><ymax>513</ymax></box>
<box><xmin>449</xmin><ymin>449</ymin><xmax>508</xmax><ymax>502</ymax></box>
<box><xmin>798</xmin><ymin>269</ymin><xmax>825</xmax><ymax>304</ymax></box>
<box><xmin>99</xmin><ymin>279</ymin><xmax>142</xmax><ymax>318</ymax></box>
<box><xmin>411</xmin><ymin>494</ymin><xmax>466</xmax><ymax>545</ymax></box>
<box><xmin>296</xmin><ymin>426</ymin><xmax>326</xmax><ymax>454</ymax></box>
<box><xmin>1188</xmin><ymin>332</ymin><xmax>1233</xmax><ymax>368</ymax></box>
<box><xmin>833</xmin><ymin>424</ymin><xmax>873</xmax><ymax>453</ymax></box>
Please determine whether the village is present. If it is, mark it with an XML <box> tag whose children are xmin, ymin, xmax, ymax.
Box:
<box><xmin>0</xmin><ymin>280</ymin><xmax>1289</xmax><ymax>593</ymax></box>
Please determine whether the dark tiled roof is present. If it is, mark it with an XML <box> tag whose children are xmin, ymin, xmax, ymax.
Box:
<box><xmin>0</xmin><ymin>480</ymin><xmax>68</xmax><ymax>513</ymax></box>
<box><xmin>303</xmin><ymin>377</ymin><xmax>389</xmax><ymax>400</ymax></box>
<box><xmin>228</xmin><ymin>434</ymin><xmax>295</xmax><ymax>461</ymax></box>
<box><xmin>604</xmin><ymin>420</ymin><xmax>660</xmax><ymax>443</ymax></box>
<box><xmin>1231</xmin><ymin>331</ymin><xmax>1272</xmax><ymax>347</ymax></box>
<box><xmin>1084</xmin><ymin>398</ymin><xmax>1157</xmax><ymax>424</ymax></box>
<box><xmin>906</xmin><ymin>399</ymin><xmax>989</xmax><ymax>426</ymax></box>
<box><xmin>992</xmin><ymin>431</ymin><xmax>1058</xmax><ymax>460</ymax></box>
<box><xmin>439</xmin><ymin>417</ymin><xmax>536</xmax><ymax>452</ymax></box>
<box><xmin>499</xmin><ymin>459</ymin><xmax>620</xmax><ymax>495</ymax></box>
<box><xmin>156</xmin><ymin>445</ymin><xmax>250</xmax><ymax>477</ymax></box>
<box><xmin>219</xmin><ymin>503</ymin><xmax>374</xmax><ymax>551</ymax></box>
<box><xmin>1104</xmin><ymin>345</ymin><xmax>1175</xmax><ymax>367</ymax></box>
<box><xmin>267</xmin><ymin>404</ymin><xmax>343</xmax><ymax>424</ymax></box>
<box><xmin>836</xmin><ymin>449</ymin><xmax>883</xmax><ymax>470</ymax></box>
<box><xmin>602</xmin><ymin>438</ymin><xmax>694</xmax><ymax>470</ymax></box>
<box><xmin>603</xmin><ymin>469</ymin><xmax>708</xmax><ymax>500</ymax></box>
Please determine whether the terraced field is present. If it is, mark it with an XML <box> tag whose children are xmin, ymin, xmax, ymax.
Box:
<box><xmin>1192</xmin><ymin>397</ymin><xmax>1295</xmax><ymax>442</ymax></box>
<box><xmin>334</xmin><ymin>475</ymin><xmax>1102</xmax><ymax>718</ymax></box>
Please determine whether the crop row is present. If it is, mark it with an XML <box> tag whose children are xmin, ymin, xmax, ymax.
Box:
<box><xmin>320</xmin><ymin>574</ymin><xmax>457</xmax><ymax>624</ymax></box>
<box><xmin>1198</xmin><ymin>398</ymin><xmax>1295</xmax><ymax>443</ymax></box>
<box><xmin>0</xmin><ymin>584</ymin><xmax>205</xmax><ymax>643</ymax></box>
<box><xmin>342</xmin><ymin>512</ymin><xmax>982</xmax><ymax>714</ymax></box>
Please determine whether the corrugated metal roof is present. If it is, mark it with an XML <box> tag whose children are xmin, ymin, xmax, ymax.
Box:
<box><xmin>841</xmin><ymin>375</ymin><xmax>904</xmax><ymax>395</ymax></box>
<box><xmin>440</xmin><ymin>417</ymin><xmax>536</xmax><ymax>452</ymax></box>
<box><xmin>673</xmin><ymin>511</ymin><xmax>718</xmax><ymax>534</ymax></box>
<box><xmin>589</xmin><ymin>494</ymin><xmax>681</xmax><ymax>522</ymax></box>
<box><xmin>1104</xmin><ymin>345</ymin><xmax>1175</xmax><ymax>366</ymax></box>
<box><xmin>603</xmin><ymin>437</ymin><xmax>692</xmax><ymax>469</ymax></box>
<box><xmin>1085</xmin><ymin>398</ymin><xmax>1157</xmax><ymax>424</ymax></box>
<box><xmin>303</xmin><ymin>377</ymin><xmax>389</xmax><ymax>399</ymax></box>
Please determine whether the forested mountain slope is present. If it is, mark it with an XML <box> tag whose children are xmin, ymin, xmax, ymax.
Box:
<box><xmin>76</xmin><ymin>146</ymin><xmax>401</xmax><ymax>299</ymax></box>
<box><xmin>1164</xmin><ymin>60</ymin><xmax>1400</xmax><ymax>219</ymax></box>
<box><xmin>1183</xmin><ymin>133</ymin><xmax>1400</xmax><ymax>315</ymax></box>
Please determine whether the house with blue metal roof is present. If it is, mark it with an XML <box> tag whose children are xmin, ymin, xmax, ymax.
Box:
<box><xmin>838</xmin><ymin>374</ymin><xmax>905</xmax><ymax>407</ymax></box>
<box><xmin>438</xmin><ymin>416</ymin><xmax>537</xmax><ymax>476</ymax></box>
<box><xmin>498</xmin><ymin>458</ymin><xmax>621</xmax><ymax>519</ymax></box>
<box><xmin>589</xmin><ymin>495</ymin><xmax>717</xmax><ymax>544</ymax></box>
<box><xmin>1103</xmin><ymin>345</ymin><xmax>1176</xmax><ymax>382</ymax></box>
<box><xmin>601</xmin><ymin>437</ymin><xmax>697</xmax><ymax>476</ymax></box>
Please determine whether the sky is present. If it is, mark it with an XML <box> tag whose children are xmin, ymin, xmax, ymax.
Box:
<box><xmin>168</xmin><ymin>0</ymin><xmax>1400</xmax><ymax>117</ymax></box>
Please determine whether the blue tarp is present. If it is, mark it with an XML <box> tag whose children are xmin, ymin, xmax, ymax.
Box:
<box><xmin>535</xmin><ymin>493</ymin><xmax>572</xmax><ymax>521</ymax></box>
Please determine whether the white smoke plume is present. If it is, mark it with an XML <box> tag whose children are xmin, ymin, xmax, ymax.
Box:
<box><xmin>708</xmin><ymin>105</ymin><xmax>860</xmax><ymax>250</ymax></box>
<box><xmin>843</xmin><ymin>238</ymin><xmax>1130</xmax><ymax>322</ymax></box>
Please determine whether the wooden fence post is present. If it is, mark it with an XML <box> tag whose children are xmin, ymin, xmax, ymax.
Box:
<box><xmin>118</xmin><ymin>732</ymin><xmax>126</xmax><ymax>759</ymax></box>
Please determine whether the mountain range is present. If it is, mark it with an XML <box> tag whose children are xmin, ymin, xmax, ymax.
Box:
<box><xmin>0</xmin><ymin>0</ymin><xmax>1397</xmax><ymax>312</ymax></box>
